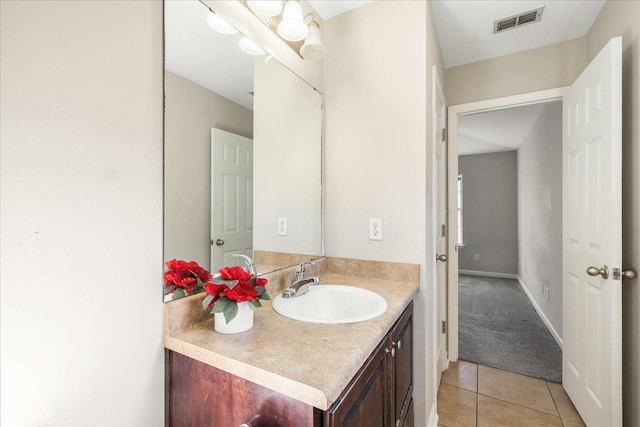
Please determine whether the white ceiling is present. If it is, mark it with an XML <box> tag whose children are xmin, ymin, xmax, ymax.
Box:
<box><xmin>431</xmin><ymin>0</ymin><xmax>606</xmax><ymax>68</ymax></box>
<box><xmin>164</xmin><ymin>0</ymin><xmax>255</xmax><ymax>109</ymax></box>
<box><xmin>308</xmin><ymin>0</ymin><xmax>374</xmax><ymax>20</ymax></box>
<box><xmin>458</xmin><ymin>102</ymin><xmax>560</xmax><ymax>156</ymax></box>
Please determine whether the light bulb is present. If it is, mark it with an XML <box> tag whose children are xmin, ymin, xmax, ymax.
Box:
<box><xmin>277</xmin><ymin>0</ymin><xmax>308</xmax><ymax>42</ymax></box>
<box><xmin>247</xmin><ymin>0</ymin><xmax>283</xmax><ymax>17</ymax></box>
<box><xmin>239</xmin><ymin>37</ymin><xmax>265</xmax><ymax>55</ymax></box>
<box><xmin>301</xmin><ymin>21</ymin><xmax>326</xmax><ymax>60</ymax></box>
<box><xmin>206</xmin><ymin>12</ymin><xmax>238</xmax><ymax>35</ymax></box>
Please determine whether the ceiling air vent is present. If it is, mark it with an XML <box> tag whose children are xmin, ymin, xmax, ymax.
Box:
<box><xmin>494</xmin><ymin>6</ymin><xmax>544</xmax><ymax>34</ymax></box>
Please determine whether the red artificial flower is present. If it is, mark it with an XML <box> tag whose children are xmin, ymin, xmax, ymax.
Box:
<box><xmin>175</xmin><ymin>276</ymin><xmax>198</xmax><ymax>292</ymax></box>
<box><xmin>221</xmin><ymin>281</ymin><xmax>258</xmax><ymax>302</ymax></box>
<box><xmin>164</xmin><ymin>259</ymin><xmax>212</xmax><ymax>293</ymax></box>
<box><xmin>189</xmin><ymin>261</ymin><xmax>213</xmax><ymax>283</ymax></box>
<box><xmin>204</xmin><ymin>283</ymin><xmax>228</xmax><ymax>308</ymax></box>
<box><xmin>254</xmin><ymin>277</ymin><xmax>268</xmax><ymax>288</ymax></box>
<box><xmin>164</xmin><ymin>271</ymin><xmax>180</xmax><ymax>286</ymax></box>
<box><xmin>219</xmin><ymin>266</ymin><xmax>253</xmax><ymax>282</ymax></box>
<box><xmin>165</xmin><ymin>259</ymin><xmax>190</xmax><ymax>272</ymax></box>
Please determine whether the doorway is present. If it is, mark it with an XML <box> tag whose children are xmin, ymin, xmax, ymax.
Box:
<box><xmin>445</xmin><ymin>87</ymin><xmax>567</xmax><ymax>363</ymax></box>
<box><xmin>456</xmin><ymin>100</ymin><xmax>563</xmax><ymax>382</ymax></box>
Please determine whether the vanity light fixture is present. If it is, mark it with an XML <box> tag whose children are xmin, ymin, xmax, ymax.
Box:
<box><xmin>240</xmin><ymin>0</ymin><xmax>327</xmax><ymax>60</ymax></box>
<box><xmin>239</xmin><ymin>36</ymin><xmax>266</xmax><ymax>55</ymax></box>
<box><xmin>277</xmin><ymin>0</ymin><xmax>308</xmax><ymax>42</ymax></box>
<box><xmin>300</xmin><ymin>15</ymin><xmax>326</xmax><ymax>60</ymax></box>
<box><xmin>206</xmin><ymin>12</ymin><xmax>238</xmax><ymax>35</ymax></box>
<box><xmin>247</xmin><ymin>0</ymin><xmax>283</xmax><ymax>17</ymax></box>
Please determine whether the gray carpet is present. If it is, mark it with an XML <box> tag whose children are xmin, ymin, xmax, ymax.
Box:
<box><xmin>459</xmin><ymin>274</ymin><xmax>562</xmax><ymax>383</ymax></box>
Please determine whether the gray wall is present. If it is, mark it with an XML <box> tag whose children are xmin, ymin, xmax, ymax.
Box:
<box><xmin>164</xmin><ymin>71</ymin><xmax>253</xmax><ymax>268</ymax></box>
<box><xmin>517</xmin><ymin>102</ymin><xmax>563</xmax><ymax>338</ymax></box>
<box><xmin>459</xmin><ymin>151</ymin><xmax>518</xmax><ymax>274</ymax></box>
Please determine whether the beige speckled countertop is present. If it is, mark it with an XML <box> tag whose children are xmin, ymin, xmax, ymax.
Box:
<box><xmin>163</xmin><ymin>257</ymin><xmax>419</xmax><ymax>410</ymax></box>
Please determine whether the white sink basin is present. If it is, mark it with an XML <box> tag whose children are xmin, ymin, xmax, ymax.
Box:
<box><xmin>272</xmin><ymin>285</ymin><xmax>387</xmax><ymax>324</ymax></box>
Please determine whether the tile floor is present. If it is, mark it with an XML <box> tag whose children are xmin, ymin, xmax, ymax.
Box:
<box><xmin>438</xmin><ymin>360</ymin><xmax>585</xmax><ymax>427</ymax></box>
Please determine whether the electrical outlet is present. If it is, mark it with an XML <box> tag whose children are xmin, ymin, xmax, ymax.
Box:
<box><xmin>546</xmin><ymin>286</ymin><xmax>550</xmax><ymax>301</ymax></box>
<box><xmin>474</xmin><ymin>254</ymin><xmax>480</xmax><ymax>261</ymax></box>
<box><xmin>278</xmin><ymin>218</ymin><xmax>288</xmax><ymax>236</ymax></box>
<box><xmin>369</xmin><ymin>219</ymin><xmax>382</xmax><ymax>241</ymax></box>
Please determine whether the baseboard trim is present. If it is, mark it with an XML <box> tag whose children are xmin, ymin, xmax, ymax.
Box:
<box><xmin>459</xmin><ymin>269</ymin><xmax>519</xmax><ymax>280</ymax></box>
<box><xmin>516</xmin><ymin>276</ymin><xmax>563</xmax><ymax>350</ymax></box>
<box><xmin>427</xmin><ymin>400</ymin><xmax>439</xmax><ymax>427</ymax></box>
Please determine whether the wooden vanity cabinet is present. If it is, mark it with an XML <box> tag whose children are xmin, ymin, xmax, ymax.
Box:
<box><xmin>325</xmin><ymin>302</ymin><xmax>413</xmax><ymax>427</ymax></box>
<box><xmin>166</xmin><ymin>302</ymin><xmax>413</xmax><ymax>427</ymax></box>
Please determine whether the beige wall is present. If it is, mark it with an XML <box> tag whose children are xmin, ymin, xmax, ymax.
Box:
<box><xmin>164</xmin><ymin>71</ymin><xmax>253</xmax><ymax>269</ymax></box>
<box><xmin>0</xmin><ymin>1</ymin><xmax>164</xmax><ymax>424</ymax></box>
<box><xmin>587</xmin><ymin>2</ymin><xmax>640</xmax><ymax>425</ymax></box>
<box><xmin>445</xmin><ymin>38</ymin><xmax>587</xmax><ymax>106</ymax></box>
<box><xmin>253</xmin><ymin>59</ymin><xmax>322</xmax><ymax>256</ymax></box>
<box><xmin>324</xmin><ymin>1</ymin><xmax>444</xmax><ymax>424</ymax></box>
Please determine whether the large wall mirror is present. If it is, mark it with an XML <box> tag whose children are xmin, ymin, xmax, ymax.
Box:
<box><xmin>164</xmin><ymin>0</ymin><xmax>323</xmax><ymax>302</ymax></box>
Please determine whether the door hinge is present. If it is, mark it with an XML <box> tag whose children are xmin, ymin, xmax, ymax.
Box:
<box><xmin>441</xmin><ymin>224</ymin><xmax>446</xmax><ymax>237</ymax></box>
<box><xmin>442</xmin><ymin>128</ymin><xmax>447</xmax><ymax>142</ymax></box>
<box><xmin>442</xmin><ymin>320</ymin><xmax>447</xmax><ymax>334</ymax></box>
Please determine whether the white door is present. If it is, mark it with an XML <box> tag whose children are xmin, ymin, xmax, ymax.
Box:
<box><xmin>211</xmin><ymin>128</ymin><xmax>253</xmax><ymax>271</ymax></box>
<box><xmin>562</xmin><ymin>37</ymin><xmax>622</xmax><ymax>427</ymax></box>
<box><xmin>433</xmin><ymin>67</ymin><xmax>448</xmax><ymax>385</ymax></box>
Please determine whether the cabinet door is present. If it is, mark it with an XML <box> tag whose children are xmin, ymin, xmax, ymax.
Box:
<box><xmin>324</xmin><ymin>340</ymin><xmax>388</xmax><ymax>427</ymax></box>
<box><xmin>390</xmin><ymin>303</ymin><xmax>413</xmax><ymax>426</ymax></box>
<box><xmin>167</xmin><ymin>350</ymin><xmax>318</xmax><ymax>427</ymax></box>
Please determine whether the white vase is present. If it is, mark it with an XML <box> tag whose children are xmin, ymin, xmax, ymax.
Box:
<box><xmin>214</xmin><ymin>301</ymin><xmax>254</xmax><ymax>334</ymax></box>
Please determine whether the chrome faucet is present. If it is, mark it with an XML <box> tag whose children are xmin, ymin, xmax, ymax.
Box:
<box><xmin>232</xmin><ymin>254</ymin><xmax>257</xmax><ymax>276</ymax></box>
<box><xmin>282</xmin><ymin>260</ymin><xmax>320</xmax><ymax>298</ymax></box>
<box><xmin>292</xmin><ymin>260</ymin><xmax>315</xmax><ymax>284</ymax></box>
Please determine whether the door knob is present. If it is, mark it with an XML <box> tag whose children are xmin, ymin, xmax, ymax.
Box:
<box><xmin>587</xmin><ymin>265</ymin><xmax>609</xmax><ymax>279</ymax></box>
<box><xmin>211</xmin><ymin>239</ymin><xmax>224</xmax><ymax>247</ymax></box>
<box><xmin>436</xmin><ymin>254</ymin><xmax>448</xmax><ymax>262</ymax></box>
<box><xmin>622</xmin><ymin>269</ymin><xmax>638</xmax><ymax>280</ymax></box>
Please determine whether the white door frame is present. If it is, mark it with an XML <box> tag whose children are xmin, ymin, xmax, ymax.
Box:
<box><xmin>446</xmin><ymin>87</ymin><xmax>568</xmax><ymax>361</ymax></box>
<box><xmin>432</xmin><ymin>66</ymin><xmax>448</xmax><ymax>394</ymax></box>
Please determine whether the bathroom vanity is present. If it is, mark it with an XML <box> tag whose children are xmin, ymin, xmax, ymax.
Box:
<box><xmin>164</xmin><ymin>258</ymin><xmax>419</xmax><ymax>427</ymax></box>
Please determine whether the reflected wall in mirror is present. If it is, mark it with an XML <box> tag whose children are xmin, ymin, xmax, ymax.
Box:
<box><xmin>163</xmin><ymin>0</ymin><xmax>323</xmax><ymax>302</ymax></box>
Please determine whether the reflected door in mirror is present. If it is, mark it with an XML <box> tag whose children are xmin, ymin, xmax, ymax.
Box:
<box><xmin>211</xmin><ymin>128</ymin><xmax>253</xmax><ymax>270</ymax></box>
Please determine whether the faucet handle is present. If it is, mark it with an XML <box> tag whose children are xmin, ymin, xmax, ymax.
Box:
<box><xmin>232</xmin><ymin>254</ymin><xmax>257</xmax><ymax>276</ymax></box>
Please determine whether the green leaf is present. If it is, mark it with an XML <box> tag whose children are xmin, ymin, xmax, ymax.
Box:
<box><xmin>163</xmin><ymin>285</ymin><xmax>176</xmax><ymax>295</ymax></box>
<box><xmin>222</xmin><ymin>301</ymin><xmax>239</xmax><ymax>324</ymax></box>
<box><xmin>259</xmin><ymin>290</ymin><xmax>271</xmax><ymax>300</ymax></box>
<box><xmin>202</xmin><ymin>295</ymin><xmax>214</xmax><ymax>310</ymax></box>
<box><xmin>172</xmin><ymin>288</ymin><xmax>185</xmax><ymax>299</ymax></box>
<box><xmin>250</xmin><ymin>299</ymin><xmax>262</xmax><ymax>308</ymax></box>
<box><xmin>212</xmin><ymin>297</ymin><xmax>231</xmax><ymax>314</ymax></box>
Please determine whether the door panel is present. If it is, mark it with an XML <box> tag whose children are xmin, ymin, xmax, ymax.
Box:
<box><xmin>211</xmin><ymin>128</ymin><xmax>254</xmax><ymax>271</ymax></box>
<box><xmin>562</xmin><ymin>37</ymin><xmax>622</xmax><ymax>427</ymax></box>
